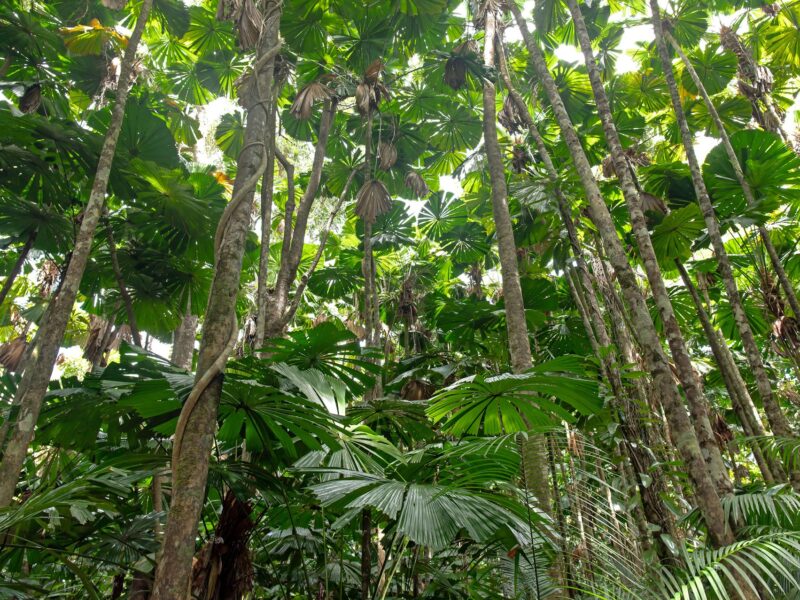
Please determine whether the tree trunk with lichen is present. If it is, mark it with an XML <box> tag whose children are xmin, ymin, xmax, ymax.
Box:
<box><xmin>567</xmin><ymin>0</ymin><xmax>731</xmax><ymax>498</ymax></box>
<box><xmin>482</xmin><ymin>9</ymin><xmax>554</xmax><ymax>520</ymax></box>
<box><xmin>510</xmin><ymin>1</ymin><xmax>734</xmax><ymax>548</ymax></box>
<box><xmin>149</xmin><ymin>6</ymin><xmax>282</xmax><ymax>596</ymax></box>
<box><xmin>659</xmin><ymin>26</ymin><xmax>800</xmax><ymax>481</ymax></box>
<box><xmin>0</xmin><ymin>0</ymin><xmax>154</xmax><ymax>508</ymax></box>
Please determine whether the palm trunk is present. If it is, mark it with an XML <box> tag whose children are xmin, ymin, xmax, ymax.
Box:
<box><xmin>149</xmin><ymin>7</ymin><xmax>282</xmax><ymax>596</ymax></box>
<box><xmin>650</xmin><ymin>8</ymin><xmax>798</xmax><ymax>457</ymax></box>
<box><xmin>482</xmin><ymin>11</ymin><xmax>531</xmax><ymax>375</ymax></box>
<box><xmin>254</xmin><ymin>93</ymin><xmax>279</xmax><ymax>348</ymax></box>
<box><xmin>360</xmin><ymin>508</ymin><xmax>371</xmax><ymax>600</ymax></box>
<box><xmin>286</xmin><ymin>171</ymin><xmax>357</xmax><ymax>325</ymax></box>
<box><xmin>171</xmin><ymin>291</ymin><xmax>197</xmax><ymax>370</ymax></box>
<box><xmin>567</xmin><ymin>0</ymin><xmax>731</xmax><ymax>498</ymax></box>
<box><xmin>0</xmin><ymin>0</ymin><xmax>154</xmax><ymax>508</ymax></box>
<box><xmin>496</xmin><ymin>43</ymin><xmax>679</xmax><ymax>559</ymax></box>
<box><xmin>510</xmin><ymin>1</ymin><xmax>733</xmax><ymax>547</ymax></box>
<box><xmin>0</xmin><ymin>229</ymin><xmax>36</xmax><ymax>308</ymax></box>
<box><xmin>483</xmin><ymin>11</ymin><xmax>558</xmax><ymax>529</ymax></box>
<box><xmin>105</xmin><ymin>220</ymin><xmax>141</xmax><ymax>346</ymax></box>
<box><xmin>675</xmin><ymin>260</ymin><xmax>782</xmax><ymax>484</ymax></box>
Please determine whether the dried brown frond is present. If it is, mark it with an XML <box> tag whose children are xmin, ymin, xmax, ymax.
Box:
<box><xmin>355</xmin><ymin>179</ymin><xmax>392</xmax><ymax>223</ymax></box>
<box><xmin>364</xmin><ymin>59</ymin><xmax>384</xmax><ymax>85</ymax></box>
<box><xmin>290</xmin><ymin>80</ymin><xmax>334</xmax><ymax>120</ymax></box>
<box><xmin>498</xmin><ymin>94</ymin><xmax>524</xmax><ymax>133</ymax></box>
<box><xmin>0</xmin><ymin>337</ymin><xmax>27</xmax><ymax>371</ymax></box>
<box><xmin>377</xmin><ymin>141</ymin><xmax>397</xmax><ymax>170</ymax></box>
<box><xmin>511</xmin><ymin>144</ymin><xmax>530</xmax><ymax>174</ymax></box>
<box><xmin>355</xmin><ymin>82</ymin><xmax>372</xmax><ymax>116</ymax></box>
<box><xmin>444</xmin><ymin>39</ymin><xmax>479</xmax><ymax>90</ymax></box>
<box><xmin>235</xmin><ymin>0</ymin><xmax>262</xmax><ymax>50</ymax></box>
<box><xmin>18</xmin><ymin>84</ymin><xmax>41</xmax><ymax>114</ymax></box>
<box><xmin>640</xmin><ymin>192</ymin><xmax>668</xmax><ymax>216</ymax></box>
<box><xmin>444</xmin><ymin>58</ymin><xmax>468</xmax><ymax>90</ymax></box>
<box><xmin>404</xmin><ymin>171</ymin><xmax>430</xmax><ymax>198</ymax></box>
<box><xmin>400</xmin><ymin>379</ymin><xmax>436</xmax><ymax>401</ymax></box>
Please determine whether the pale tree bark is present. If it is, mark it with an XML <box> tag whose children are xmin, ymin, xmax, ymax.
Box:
<box><xmin>482</xmin><ymin>15</ymin><xmax>557</xmax><ymax>581</ymax></box>
<box><xmin>660</xmin><ymin>27</ymin><xmax>800</xmax><ymax>456</ymax></box>
<box><xmin>254</xmin><ymin>93</ymin><xmax>278</xmax><ymax>348</ymax></box>
<box><xmin>149</xmin><ymin>6</ymin><xmax>282</xmax><ymax>596</ymax></box>
<box><xmin>495</xmin><ymin>40</ymin><xmax>678</xmax><ymax>562</ymax></box>
<box><xmin>0</xmin><ymin>229</ymin><xmax>36</xmax><ymax>308</ymax></box>
<box><xmin>510</xmin><ymin>2</ymin><xmax>733</xmax><ymax>547</ymax></box>
<box><xmin>482</xmin><ymin>10</ymin><xmax>531</xmax><ymax>375</ymax></box>
<box><xmin>566</xmin><ymin>0</ymin><xmax>731</xmax><ymax>497</ymax></box>
<box><xmin>285</xmin><ymin>170</ymin><xmax>357</xmax><ymax>323</ymax></box>
<box><xmin>675</xmin><ymin>260</ymin><xmax>782</xmax><ymax>484</ymax></box>
<box><xmin>171</xmin><ymin>291</ymin><xmax>197</xmax><ymax>370</ymax></box>
<box><xmin>264</xmin><ymin>102</ymin><xmax>337</xmax><ymax>339</ymax></box>
<box><xmin>0</xmin><ymin>0</ymin><xmax>154</xmax><ymax>508</ymax></box>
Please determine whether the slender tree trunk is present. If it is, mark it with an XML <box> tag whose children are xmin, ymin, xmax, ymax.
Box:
<box><xmin>285</xmin><ymin>171</ymin><xmax>357</xmax><ymax>325</ymax></box>
<box><xmin>675</xmin><ymin>260</ymin><xmax>782</xmax><ymax>484</ymax></box>
<box><xmin>482</xmin><ymin>12</ymin><xmax>531</xmax><ymax>375</ymax></box>
<box><xmin>149</xmin><ymin>7</ymin><xmax>282</xmax><ymax>597</ymax></box>
<box><xmin>254</xmin><ymin>94</ymin><xmax>278</xmax><ymax>349</ymax></box>
<box><xmin>661</xmin><ymin>29</ymin><xmax>800</xmax><ymax>457</ymax></box>
<box><xmin>0</xmin><ymin>0</ymin><xmax>154</xmax><ymax>508</ymax></box>
<box><xmin>510</xmin><ymin>2</ymin><xmax>733</xmax><ymax>547</ymax></box>
<box><xmin>105</xmin><ymin>220</ymin><xmax>141</xmax><ymax>346</ymax></box>
<box><xmin>265</xmin><ymin>102</ymin><xmax>336</xmax><ymax>339</ymax></box>
<box><xmin>361</xmin><ymin>509</ymin><xmax>371</xmax><ymax>600</ymax></box>
<box><xmin>171</xmin><ymin>292</ymin><xmax>197</xmax><ymax>370</ymax></box>
<box><xmin>0</xmin><ymin>229</ymin><xmax>36</xmax><ymax>308</ymax></box>
<box><xmin>496</xmin><ymin>43</ymin><xmax>679</xmax><ymax>560</ymax></box>
<box><xmin>567</xmin><ymin>0</ymin><xmax>731</xmax><ymax>497</ymax></box>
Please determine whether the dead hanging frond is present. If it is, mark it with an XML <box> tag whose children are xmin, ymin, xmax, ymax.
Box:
<box><xmin>377</xmin><ymin>141</ymin><xmax>397</xmax><ymax>170</ymax></box>
<box><xmin>355</xmin><ymin>82</ymin><xmax>390</xmax><ymax>117</ymax></box>
<box><xmin>0</xmin><ymin>337</ymin><xmax>27</xmax><ymax>371</ymax></box>
<box><xmin>355</xmin><ymin>59</ymin><xmax>390</xmax><ymax>117</ymax></box>
<box><xmin>498</xmin><ymin>94</ymin><xmax>524</xmax><ymax>133</ymax></box>
<box><xmin>511</xmin><ymin>143</ymin><xmax>531</xmax><ymax>174</ymax></box>
<box><xmin>404</xmin><ymin>170</ymin><xmax>430</xmax><ymax>198</ymax></box>
<box><xmin>355</xmin><ymin>179</ymin><xmax>392</xmax><ymax>223</ymax></box>
<box><xmin>640</xmin><ymin>192</ymin><xmax>668</xmax><ymax>216</ymax></box>
<box><xmin>364</xmin><ymin>59</ymin><xmax>384</xmax><ymax>85</ymax></box>
<box><xmin>444</xmin><ymin>38</ymin><xmax>479</xmax><ymax>90</ymax></box>
<box><xmin>290</xmin><ymin>80</ymin><xmax>334</xmax><ymax>120</ymax></box>
<box><xmin>18</xmin><ymin>84</ymin><xmax>41</xmax><ymax>114</ymax></box>
<box><xmin>234</xmin><ymin>0</ymin><xmax>263</xmax><ymax>49</ymax></box>
<box><xmin>601</xmin><ymin>148</ymin><xmax>650</xmax><ymax>179</ymax></box>
<box><xmin>712</xmin><ymin>412</ymin><xmax>734</xmax><ymax>450</ymax></box>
